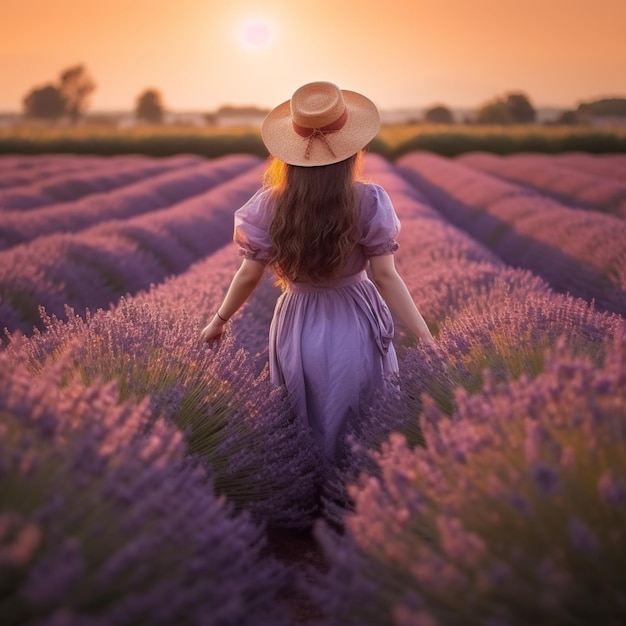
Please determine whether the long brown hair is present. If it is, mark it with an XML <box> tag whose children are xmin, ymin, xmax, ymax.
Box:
<box><xmin>264</xmin><ymin>152</ymin><xmax>363</xmax><ymax>288</ymax></box>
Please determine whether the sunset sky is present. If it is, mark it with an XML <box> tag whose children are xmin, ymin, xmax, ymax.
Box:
<box><xmin>2</xmin><ymin>0</ymin><xmax>625</xmax><ymax>113</ymax></box>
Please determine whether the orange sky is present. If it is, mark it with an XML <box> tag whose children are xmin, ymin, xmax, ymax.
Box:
<box><xmin>2</xmin><ymin>0</ymin><xmax>625</xmax><ymax>112</ymax></box>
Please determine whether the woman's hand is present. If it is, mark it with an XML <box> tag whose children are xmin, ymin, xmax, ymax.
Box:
<box><xmin>199</xmin><ymin>259</ymin><xmax>266</xmax><ymax>349</ymax></box>
<box><xmin>200</xmin><ymin>316</ymin><xmax>227</xmax><ymax>348</ymax></box>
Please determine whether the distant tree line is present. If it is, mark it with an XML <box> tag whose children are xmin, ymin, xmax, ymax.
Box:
<box><xmin>23</xmin><ymin>65</ymin><xmax>96</xmax><ymax>123</ymax></box>
<box><xmin>422</xmin><ymin>94</ymin><xmax>626</xmax><ymax>126</ymax></box>
<box><xmin>476</xmin><ymin>93</ymin><xmax>536</xmax><ymax>124</ymax></box>
<box><xmin>422</xmin><ymin>92</ymin><xmax>537</xmax><ymax>125</ymax></box>
<box><xmin>557</xmin><ymin>98</ymin><xmax>626</xmax><ymax>124</ymax></box>
<box><xmin>423</xmin><ymin>105</ymin><xmax>455</xmax><ymax>124</ymax></box>
<box><xmin>21</xmin><ymin>65</ymin><xmax>626</xmax><ymax>127</ymax></box>
<box><xmin>135</xmin><ymin>89</ymin><xmax>166</xmax><ymax>123</ymax></box>
<box><xmin>22</xmin><ymin>64</ymin><xmax>167</xmax><ymax>124</ymax></box>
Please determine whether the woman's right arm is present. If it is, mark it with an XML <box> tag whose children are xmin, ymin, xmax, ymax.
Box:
<box><xmin>369</xmin><ymin>254</ymin><xmax>435</xmax><ymax>345</ymax></box>
<box><xmin>200</xmin><ymin>258</ymin><xmax>266</xmax><ymax>346</ymax></box>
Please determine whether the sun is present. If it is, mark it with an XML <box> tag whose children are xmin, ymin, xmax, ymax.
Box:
<box><xmin>236</xmin><ymin>16</ymin><xmax>276</xmax><ymax>52</ymax></box>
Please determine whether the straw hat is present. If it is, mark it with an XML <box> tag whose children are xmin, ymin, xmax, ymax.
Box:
<box><xmin>261</xmin><ymin>81</ymin><xmax>381</xmax><ymax>167</ymax></box>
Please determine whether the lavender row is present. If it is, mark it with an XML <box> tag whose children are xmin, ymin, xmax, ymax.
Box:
<box><xmin>7</xmin><ymin>239</ymin><xmax>322</xmax><ymax>528</ymax></box>
<box><xmin>0</xmin><ymin>154</ymin><xmax>261</xmax><ymax>250</ymax></box>
<box><xmin>0</xmin><ymin>154</ymin><xmax>118</xmax><ymax>190</ymax></box>
<box><xmin>4</xmin><ymin>157</ymin><xmax>620</xmax><ymax>507</ymax></box>
<box><xmin>3</xmin><ymin>154</ymin><xmax>623</xmax><ymax>622</ymax></box>
<box><xmin>362</xmin><ymin>154</ymin><xmax>620</xmax><ymax>375</ymax></box>
<box><xmin>373</xmin><ymin>152</ymin><xmax>621</xmax><ymax>388</ymax></box>
<box><xmin>318</xmin><ymin>154</ymin><xmax>622</xmax><ymax>524</ymax></box>
<box><xmin>308</xmin><ymin>156</ymin><xmax>626</xmax><ymax>624</ymax></box>
<box><xmin>0</xmin><ymin>351</ymin><xmax>292</xmax><ymax>626</ymax></box>
<box><xmin>550</xmin><ymin>152</ymin><xmax>626</xmax><ymax>184</ymax></box>
<box><xmin>457</xmin><ymin>151</ymin><xmax>626</xmax><ymax>217</ymax></box>
<box><xmin>16</xmin><ymin>154</ymin><xmax>601</xmax><ymax>527</ymax></box>
<box><xmin>309</xmin><ymin>334</ymin><xmax>626</xmax><ymax>626</ymax></box>
<box><xmin>397</xmin><ymin>151</ymin><xmax>626</xmax><ymax>316</ymax></box>
<box><xmin>0</xmin><ymin>153</ymin><xmax>203</xmax><ymax>210</ymax></box>
<box><xmin>0</xmin><ymin>163</ymin><xmax>267</xmax><ymax>337</ymax></box>
<box><xmin>364</xmin><ymin>154</ymin><xmax>618</xmax><ymax>334</ymax></box>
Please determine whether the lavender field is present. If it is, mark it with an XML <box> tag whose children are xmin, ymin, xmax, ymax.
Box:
<box><xmin>1</xmin><ymin>151</ymin><xmax>625</xmax><ymax>625</ymax></box>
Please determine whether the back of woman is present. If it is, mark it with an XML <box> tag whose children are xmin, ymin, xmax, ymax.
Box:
<box><xmin>201</xmin><ymin>81</ymin><xmax>434</xmax><ymax>467</ymax></box>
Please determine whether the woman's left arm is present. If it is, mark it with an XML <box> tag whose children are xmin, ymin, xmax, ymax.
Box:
<box><xmin>200</xmin><ymin>258</ymin><xmax>266</xmax><ymax>345</ymax></box>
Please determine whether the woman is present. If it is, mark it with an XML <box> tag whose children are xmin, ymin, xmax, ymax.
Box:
<box><xmin>201</xmin><ymin>81</ymin><xmax>434</xmax><ymax>464</ymax></box>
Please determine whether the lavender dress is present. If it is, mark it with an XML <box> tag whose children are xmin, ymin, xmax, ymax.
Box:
<box><xmin>234</xmin><ymin>182</ymin><xmax>400</xmax><ymax>463</ymax></box>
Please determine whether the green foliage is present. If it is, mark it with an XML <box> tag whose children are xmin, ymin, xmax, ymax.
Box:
<box><xmin>577</xmin><ymin>97</ymin><xmax>626</xmax><ymax>117</ymax></box>
<box><xmin>2</xmin><ymin>124</ymin><xmax>626</xmax><ymax>158</ymax></box>
<box><xmin>504</xmin><ymin>93</ymin><xmax>536</xmax><ymax>123</ymax></box>
<box><xmin>135</xmin><ymin>88</ymin><xmax>166</xmax><ymax>123</ymax></box>
<box><xmin>476</xmin><ymin>92</ymin><xmax>536</xmax><ymax>124</ymax></box>
<box><xmin>0</xmin><ymin>132</ymin><xmax>269</xmax><ymax>159</ymax></box>
<box><xmin>22</xmin><ymin>85</ymin><xmax>66</xmax><ymax>120</ymax></box>
<box><xmin>392</xmin><ymin>129</ymin><xmax>626</xmax><ymax>157</ymax></box>
<box><xmin>22</xmin><ymin>65</ymin><xmax>95</xmax><ymax>122</ymax></box>
<box><xmin>555</xmin><ymin>109</ymin><xmax>580</xmax><ymax>124</ymax></box>
<box><xmin>424</xmin><ymin>104</ymin><xmax>455</xmax><ymax>124</ymax></box>
<box><xmin>476</xmin><ymin>100</ymin><xmax>514</xmax><ymax>125</ymax></box>
<box><xmin>59</xmin><ymin>65</ymin><xmax>96</xmax><ymax>122</ymax></box>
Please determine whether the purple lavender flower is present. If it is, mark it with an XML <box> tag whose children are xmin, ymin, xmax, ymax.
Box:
<box><xmin>320</xmin><ymin>154</ymin><xmax>622</xmax><ymax>529</ymax></box>
<box><xmin>0</xmin><ymin>154</ymin><xmax>202</xmax><ymax>210</ymax></box>
<box><xmin>397</xmin><ymin>151</ymin><xmax>626</xmax><ymax>315</ymax></box>
<box><xmin>551</xmin><ymin>153</ymin><xmax>626</xmax><ymax>184</ymax></box>
<box><xmin>0</xmin><ymin>155</ymin><xmax>259</xmax><ymax>250</ymax></box>
<box><xmin>309</xmin><ymin>335</ymin><xmax>626</xmax><ymax>625</ymax></box>
<box><xmin>0</xmin><ymin>162</ymin><xmax>267</xmax><ymax>336</ymax></box>
<box><xmin>0</xmin><ymin>353</ymin><xmax>291</xmax><ymax>626</ymax></box>
<box><xmin>598</xmin><ymin>470</ymin><xmax>626</xmax><ymax>506</ymax></box>
<box><xmin>458</xmin><ymin>152</ymin><xmax>626</xmax><ymax>218</ymax></box>
<box><xmin>5</xmin><ymin>242</ymin><xmax>322</xmax><ymax>528</ymax></box>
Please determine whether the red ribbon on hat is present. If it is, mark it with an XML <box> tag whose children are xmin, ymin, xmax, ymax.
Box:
<box><xmin>292</xmin><ymin>108</ymin><xmax>348</xmax><ymax>160</ymax></box>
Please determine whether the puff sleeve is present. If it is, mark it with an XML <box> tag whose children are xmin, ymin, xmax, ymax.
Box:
<box><xmin>233</xmin><ymin>188</ymin><xmax>273</xmax><ymax>263</ymax></box>
<box><xmin>359</xmin><ymin>183</ymin><xmax>401</xmax><ymax>256</ymax></box>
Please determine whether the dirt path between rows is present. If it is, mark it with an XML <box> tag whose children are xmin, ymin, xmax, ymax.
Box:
<box><xmin>265</xmin><ymin>526</ymin><xmax>329</xmax><ymax>625</ymax></box>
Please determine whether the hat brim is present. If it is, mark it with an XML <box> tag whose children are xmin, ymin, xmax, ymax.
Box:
<box><xmin>261</xmin><ymin>90</ymin><xmax>381</xmax><ymax>167</ymax></box>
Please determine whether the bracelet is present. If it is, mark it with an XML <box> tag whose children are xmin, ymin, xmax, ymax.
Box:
<box><xmin>216</xmin><ymin>310</ymin><xmax>229</xmax><ymax>323</ymax></box>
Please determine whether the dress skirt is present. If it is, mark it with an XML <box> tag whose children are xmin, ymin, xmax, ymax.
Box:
<box><xmin>269</xmin><ymin>270</ymin><xmax>399</xmax><ymax>463</ymax></box>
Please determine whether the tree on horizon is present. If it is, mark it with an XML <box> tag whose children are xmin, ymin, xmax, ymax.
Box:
<box><xmin>22</xmin><ymin>64</ymin><xmax>96</xmax><ymax>122</ymax></box>
<box><xmin>476</xmin><ymin>92</ymin><xmax>536</xmax><ymax>124</ymax></box>
<box><xmin>59</xmin><ymin>65</ymin><xmax>96</xmax><ymax>122</ymax></box>
<box><xmin>423</xmin><ymin>104</ymin><xmax>455</xmax><ymax>124</ymax></box>
<box><xmin>135</xmin><ymin>88</ymin><xmax>166</xmax><ymax>123</ymax></box>
<box><xmin>23</xmin><ymin>85</ymin><xmax>66</xmax><ymax>120</ymax></box>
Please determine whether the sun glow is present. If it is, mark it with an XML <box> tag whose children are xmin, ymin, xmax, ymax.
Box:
<box><xmin>236</xmin><ymin>16</ymin><xmax>277</xmax><ymax>52</ymax></box>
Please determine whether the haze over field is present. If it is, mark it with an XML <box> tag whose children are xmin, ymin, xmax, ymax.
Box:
<box><xmin>2</xmin><ymin>0</ymin><xmax>626</xmax><ymax>113</ymax></box>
